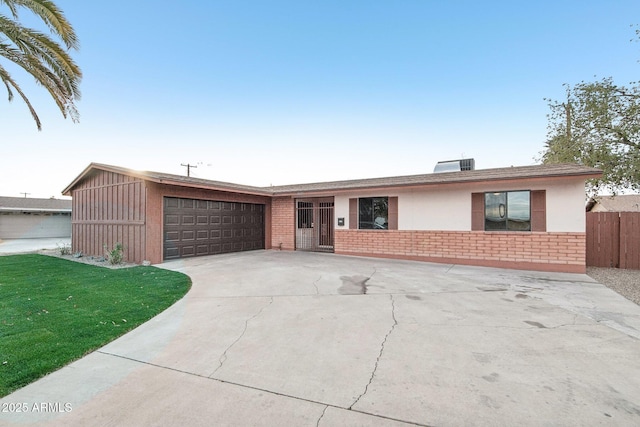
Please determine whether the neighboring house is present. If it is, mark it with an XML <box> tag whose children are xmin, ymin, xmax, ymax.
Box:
<box><xmin>62</xmin><ymin>162</ymin><xmax>601</xmax><ymax>273</ymax></box>
<box><xmin>0</xmin><ymin>196</ymin><xmax>72</xmax><ymax>239</ymax></box>
<box><xmin>586</xmin><ymin>195</ymin><xmax>640</xmax><ymax>212</ymax></box>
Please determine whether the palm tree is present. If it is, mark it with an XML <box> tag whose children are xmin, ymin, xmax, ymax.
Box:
<box><xmin>0</xmin><ymin>0</ymin><xmax>81</xmax><ymax>130</ymax></box>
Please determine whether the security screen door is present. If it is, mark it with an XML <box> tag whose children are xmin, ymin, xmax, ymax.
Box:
<box><xmin>295</xmin><ymin>198</ymin><xmax>334</xmax><ymax>252</ymax></box>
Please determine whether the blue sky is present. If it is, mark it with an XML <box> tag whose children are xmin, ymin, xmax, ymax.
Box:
<box><xmin>2</xmin><ymin>0</ymin><xmax>639</xmax><ymax>198</ymax></box>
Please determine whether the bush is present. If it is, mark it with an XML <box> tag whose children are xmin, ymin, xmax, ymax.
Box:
<box><xmin>57</xmin><ymin>242</ymin><xmax>72</xmax><ymax>256</ymax></box>
<box><xmin>104</xmin><ymin>242</ymin><xmax>124</xmax><ymax>265</ymax></box>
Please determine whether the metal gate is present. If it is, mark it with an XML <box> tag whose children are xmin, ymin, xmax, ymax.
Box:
<box><xmin>295</xmin><ymin>198</ymin><xmax>334</xmax><ymax>252</ymax></box>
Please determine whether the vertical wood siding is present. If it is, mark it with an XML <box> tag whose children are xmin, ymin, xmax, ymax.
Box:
<box><xmin>71</xmin><ymin>170</ymin><xmax>147</xmax><ymax>263</ymax></box>
<box><xmin>620</xmin><ymin>212</ymin><xmax>640</xmax><ymax>269</ymax></box>
<box><xmin>587</xmin><ymin>212</ymin><xmax>640</xmax><ymax>269</ymax></box>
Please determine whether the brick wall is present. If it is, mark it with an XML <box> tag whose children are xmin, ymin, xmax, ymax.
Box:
<box><xmin>335</xmin><ymin>230</ymin><xmax>586</xmax><ymax>273</ymax></box>
<box><xmin>271</xmin><ymin>197</ymin><xmax>295</xmax><ymax>250</ymax></box>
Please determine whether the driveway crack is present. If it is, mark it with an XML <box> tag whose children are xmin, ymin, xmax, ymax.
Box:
<box><xmin>316</xmin><ymin>405</ymin><xmax>329</xmax><ymax>426</ymax></box>
<box><xmin>210</xmin><ymin>296</ymin><xmax>273</xmax><ymax>377</ymax></box>
<box><xmin>312</xmin><ymin>275</ymin><xmax>321</xmax><ymax>295</ymax></box>
<box><xmin>349</xmin><ymin>293</ymin><xmax>397</xmax><ymax>409</ymax></box>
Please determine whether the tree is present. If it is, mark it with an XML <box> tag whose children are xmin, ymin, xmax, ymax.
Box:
<box><xmin>541</xmin><ymin>26</ymin><xmax>640</xmax><ymax>194</ymax></box>
<box><xmin>0</xmin><ymin>0</ymin><xmax>81</xmax><ymax>130</ymax></box>
<box><xmin>541</xmin><ymin>79</ymin><xmax>640</xmax><ymax>194</ymax></box>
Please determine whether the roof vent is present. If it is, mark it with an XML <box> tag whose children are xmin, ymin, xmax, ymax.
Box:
<box><xmin>434</xmin><ymin>158</ymin><xmax>475</xmax><ymax>173</ymax></box>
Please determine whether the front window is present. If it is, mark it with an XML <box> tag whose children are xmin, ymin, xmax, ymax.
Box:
<box><xmin>485</xmin><ymin>191</ymin><xmax>531</xmax><ymax>231</ymax></box>
<box><xmin>359</xmin><ymin>197</ymin><xmax>388</xmax><ymax>229</ymax></box>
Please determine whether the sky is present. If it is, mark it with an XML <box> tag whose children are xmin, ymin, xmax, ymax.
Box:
<box><xmin>2</xmin><ymin>0</ymin><xmax>639</xmax><ymax>198</ymax></box>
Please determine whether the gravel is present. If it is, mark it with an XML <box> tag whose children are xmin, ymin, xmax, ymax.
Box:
<box><xmin>587</xmin><ymin>267</ymin><xmax>640</xmax><ymax>306</ymax></box>
<box><xmin>38</xmin><ymin>249</ymin><xmax>138</xmax><ymax>269</ymax></box>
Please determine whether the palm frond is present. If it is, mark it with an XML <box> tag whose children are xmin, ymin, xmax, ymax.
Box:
<box><xmin>0</xmin><ymin>1</ymin><xmax>81</xmax><ymax>130</ymax></box>
<box><xmin>1</xmin><ymin>16</ymin><xmax>81</xmax><ymax>97</ymax></box>
<box><xmin>0</xmin><ymin>1</ymin><xmax>19</xmax><ymax>18</ymax></box>
<box><xmin>2</xmin><ymin>0</ymin><xmax>78</xmax><ymax>49</ymax></box>
<box><xmin>0</xmin><ymin>62</ymin><xmax>42</xmax><ymax>129</ymax></box>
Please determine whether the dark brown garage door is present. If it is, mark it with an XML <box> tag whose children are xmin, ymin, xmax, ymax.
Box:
<box><xmin>163</xmin><ymin>197</ymin><xmax>264</xmax><ymax>260</ymax></box>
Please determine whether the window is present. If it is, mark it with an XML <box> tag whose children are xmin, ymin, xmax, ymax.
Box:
<box><xmin>484</xmin><ymin>191</ymin><xmax>531</xmax><ymax>231</ymax></box>
<box><xmin>359</xmin><ymin>197</ymin><xmax>388</xmax><ymax>229</ymax></box>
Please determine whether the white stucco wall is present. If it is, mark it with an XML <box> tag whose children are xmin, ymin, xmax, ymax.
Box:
<box><xmin>397</xmin><ymin>187</ymin><xmax>470</xmax><ymax>230</ymax></box>
<box><xmin>544</xmin><ymin>179</ymin><xmax>587</xmax><ymax>232</ymax></box>
<box><xmin>334</xmin><ymin>196</ymin><xmax>351</xmax><ymax>229</ymax></box>
<box><xmin>334</xmin><ymin>177</ymin><xmax>587</xmax><ymax>233</ymax></box>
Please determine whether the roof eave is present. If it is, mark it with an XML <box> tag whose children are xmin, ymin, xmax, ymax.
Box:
<box><xmin>149</xmin><ymin>178</ymin><xmax>273</xmax><ymax>197</ymax></box>
<box><xmin>271</xmin><ymin>169</ymin><xmax>604</xmax><ymax>196</ymax></box>
<box><xmin>62</xmin><ymin>162</ymin><xmax>133</xmax><ymax>195</ymax></box>
<box><xmin>63</xmin><ymin>163</ymin><xmax>274</xmax><ymax>197</ymax></box>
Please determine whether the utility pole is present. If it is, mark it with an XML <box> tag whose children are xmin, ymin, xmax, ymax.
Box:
<box><xmin>181</xmin><ymin>163</ymin><xmax>197</xmax><ymax>177</ymax></box>
<box><xmin>565</xmin><ymin>102</ymin><xmax>571</xmax><ymax>142</ymax></box>
<box><xmin>20</xmin><ymin>192</ymin><xmax>30</xmax><ymax>198</ymax></box>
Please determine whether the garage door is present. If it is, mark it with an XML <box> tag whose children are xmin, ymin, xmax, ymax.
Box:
<box><xmin>163</xmin><ymin>197</ymin><xmax>264</xmax><ymax>260</ymax></box>
<box><xmin>0</xmin><ymin>212</ymin><xmax>71</xmax><ymax>239</ymax></box>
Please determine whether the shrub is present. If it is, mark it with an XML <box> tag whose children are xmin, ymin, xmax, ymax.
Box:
<box><xmin>57</xmin><ymin>242</ymin><xmax>72</xmax><ymax>255</ymax></box>
<box><xmin>104</xmin><ymin>243</ymin><xmax>124</xmax><ymax>265</ymax></box>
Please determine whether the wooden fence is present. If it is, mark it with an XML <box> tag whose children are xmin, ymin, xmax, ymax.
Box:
<box><xmin>586</xmin><ymin>212</ymin><xmax>640</xmax><ymax>269</ymax></box>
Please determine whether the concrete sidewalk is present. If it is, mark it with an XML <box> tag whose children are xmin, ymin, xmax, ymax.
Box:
<box><xmin>0</xmin><ymin>238</ymin><xmax>70</xmax><ymax>254</ymax></box>
<box><xmin>1</xmin><ymin>251</ymin><xmax>640</xmax><ymax>426</ymax></box>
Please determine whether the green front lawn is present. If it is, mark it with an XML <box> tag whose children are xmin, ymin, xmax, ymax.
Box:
<box><xmin>0</xmin><ymin>254</ymin><xmax>191</xmax><ymax>397</ymax></box>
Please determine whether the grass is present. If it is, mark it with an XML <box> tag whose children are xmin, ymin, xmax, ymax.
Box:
<box><xmin>0</xmin><ymin>254</ymin><xmax>191</xmax><ymax>397</ymax></box>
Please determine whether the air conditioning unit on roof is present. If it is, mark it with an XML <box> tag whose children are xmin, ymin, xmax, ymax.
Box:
<box><xmin>433</xmin><ymin>158</ymin><xmax>475</xmax><ymax>173</ymax></box>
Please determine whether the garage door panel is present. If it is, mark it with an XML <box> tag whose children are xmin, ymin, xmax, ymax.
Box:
<box><xmin>165</xmin><ymin>215</ymin><xmax>179</xmax><ymax>225</ymax></box>
<box><xmin>163</xmin><ymin>197</ymin><xmax>264</xmax><ymax>260</ymax></box>
<box><xmin>165</xmin><ymin>198</ymin><xmax>179</xmax><ymax>208</ymax></box>
<box><xmin>165</xmin><ymin>246</ymin><xmax>179</xmax><ymax>258</ymax></box>
<box><xmin>181</xmin><ymin>246</ymin><xmax>195</xmax><ymax>257</ymax></box>
<box><xmin>182</xmin><ymin>215</ymin><xmax>195</xmax><ymax>226</ymax></box>
<box><xmin>165</xmin><ymin>231</ymin><xmax>179</xmax><ymax>242</ymax></box>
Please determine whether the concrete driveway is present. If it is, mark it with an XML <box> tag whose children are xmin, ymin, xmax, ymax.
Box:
<box><xmin>0</xmin><ymin>238</ymin><xmax>70</xmax><ymax>254</ymax></box>
<box><xmin>2</xmin><ymin>251</ymin><xmax>640</xmax><ymax>426</ymax></box>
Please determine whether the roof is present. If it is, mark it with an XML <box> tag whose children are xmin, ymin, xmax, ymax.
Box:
<box><xmin>62</xmin><ymin>163</ymin><xmax>272</xmax><ymax>197</ymax></box>
<box><xmin>268</xmin><ymin>163</ymin><xmax>602</xmax><ymax>195</ymax></box>
<box><xmin>0</xmin><ymin>196</ymin><xmax>72</xmax><ymax>213</ymax></box>
<box><xmin>587</xmin><ymin>194</ymin><xmax>640</xmax><ymax>212</ymax></box>
<box><xmin>63</xmin><ymin>162</ymin><xmax>602</xmax><ymax>197</ymax></box>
